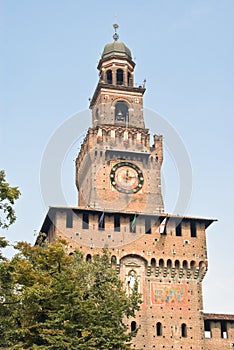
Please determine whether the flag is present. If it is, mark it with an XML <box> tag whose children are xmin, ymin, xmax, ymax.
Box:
<box><xmin>98</xmin><ymin>212</ymin><xmax>105</xmax><ymax>227</ymax></box>
<box><xmin>131</xmin><ymin>214</ymin><xmax>137</xmax><ymax>231</ymax></box>
<box><xmin>156</xmin><ymin>218</ymin><xmax>167</xmax><ymax>234</ymax></box>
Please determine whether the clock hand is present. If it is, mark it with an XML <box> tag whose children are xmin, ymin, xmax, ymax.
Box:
<box><xmin>125</xmin><ymin>169</ymin><xmax>129</xmax><ymax>182</ymax></box>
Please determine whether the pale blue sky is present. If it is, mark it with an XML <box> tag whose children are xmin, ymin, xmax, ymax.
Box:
<box><xmin>1</xmin><ymin>1</ymin><xmax>234</xmax><ymax>313</ymax></box>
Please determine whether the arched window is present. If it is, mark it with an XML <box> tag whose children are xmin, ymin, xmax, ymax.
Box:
<box><xmin>106</xmin><ymin>70</ymin><xmax>112</xmax><ymax>84</ymax></box>
<box><xmin>131</xmin><ymin>321</ymin><xmax>137</xmax><ymax>332</ymax></box>
<box><xmin>116</xmin><ymin>69</ymin><xmax>124</xmax><ymax>85</ymax></box>
<box><xmin>156</xmin><ymin>322</ymin><xmax>162</xmax><ymax>336</ymax></box>
<box><xmin>86</xmin><ymin>254</ymin><xmax>92</xmax><ymax>262</ymax></box>
<box><xmin>183</xmin><ymin>260</ymin><xmax>188</xmax><ymax>269</ymax></box>
<box><xmin>115</xmin><ymin>101</ymin><xmax>129</xmax><ymax>123</ymax></box>
<box><xmin>181</xmin><ymin>323</ymin><xmax>187</xmax><ymax>337</ymax></box>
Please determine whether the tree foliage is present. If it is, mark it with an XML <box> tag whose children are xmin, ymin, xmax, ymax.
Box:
<box><xmin>0</xmin><ymin>170</ymin><xmax>21</xmax><ymax>229</ymax></box>
<box><xmin>0</xmin><ymin>236</ymin><xmax>8</xmax><ymax>261</ymax></box>
<box><xmin>0</xmin><ymin>240</ymin><xmax>141</xmax><ymax>349</ymax></box>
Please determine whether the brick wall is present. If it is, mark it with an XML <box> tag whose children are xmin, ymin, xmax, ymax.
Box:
<box><xmin>44</xmin><ymin>208</ymin><xmax>216</xmax><ymax>349</ymax></box>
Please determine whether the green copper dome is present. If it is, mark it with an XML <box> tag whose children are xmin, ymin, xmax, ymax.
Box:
<box><xmin>102</xmin><ymin>41</ymin><xmax>132</xmax><ymax>60</ymax></box>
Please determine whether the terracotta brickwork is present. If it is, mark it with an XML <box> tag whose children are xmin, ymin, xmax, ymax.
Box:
<box><xmin>76</xmin><ymin>126</ymin><xmax>164</xmax><ymax>213</ymax></box>
<box><xmin>41</xmin><ymin>207</ymin><xmax>214</xmax><ymax>349</ymax></box>
<box><xmin>39</xmin><ymin>35</ymin><xmax>234</xmax><ymax>349</ymax></box>
<box><xmin>40</xmin><ymin>208</ymin><xmax>234</xmax><ymax>349</ymax></box>
<box><xmin>91</xmin><ymin>86</ymin><xmax>145</xmax><ymax>129</ymax></box>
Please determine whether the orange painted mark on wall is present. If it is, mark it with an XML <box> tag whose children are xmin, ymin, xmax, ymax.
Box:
<box><xmin>151</xmin><ymin>283</ymin><xmax>188</xmax><ymax>307</ymax></box>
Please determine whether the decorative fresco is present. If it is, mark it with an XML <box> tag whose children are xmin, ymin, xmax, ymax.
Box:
<box><xmin>151</xmin><ymin>283</ymin><xmax>188</xmax><ymax>306</ymax></box>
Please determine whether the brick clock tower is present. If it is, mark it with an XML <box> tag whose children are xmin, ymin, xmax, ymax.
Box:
<box><xmin>40</xmin><ymin>25</ymin><xmax>234</xmax><ymax>349</ymax></box>
<box><xmin>75</xmin><ymin>25</ymin><xmax>163</xmax><ymax>215</ymax></box>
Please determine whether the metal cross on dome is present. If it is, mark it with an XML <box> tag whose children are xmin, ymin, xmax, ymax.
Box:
<box><xmin>113</xmin><ymin>23</ymin><xmax>119</xmax><ymax>41</ymax></box>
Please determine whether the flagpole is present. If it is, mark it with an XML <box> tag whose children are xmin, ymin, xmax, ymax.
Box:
<box><xmin>131</xmin><ymin>214</ymin><xmax>137</xmax><ymax>232</ymax></box>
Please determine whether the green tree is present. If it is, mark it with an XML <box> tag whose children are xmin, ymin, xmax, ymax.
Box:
<box><xmin>0</xmin><ymin>170</ymin><xmax>20</xmax><ymax>229</ymax></box>
<box><xmin>0</xmin><ymin>236</ymin><xmax>8</xmax><ymax>261</ymax></box>
<box><xmin>0</xmin><ymin>240</ymin><xmax>141</xmax><ymax>349</ymax></box>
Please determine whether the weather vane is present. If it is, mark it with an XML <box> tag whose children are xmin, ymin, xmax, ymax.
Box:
<box><xmin>113</xmin><ymin>23</ymin><xmax>119</xmax><ymax>41</ymax></box>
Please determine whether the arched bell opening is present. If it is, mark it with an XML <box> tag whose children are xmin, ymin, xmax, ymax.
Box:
<box><xmin>106</xmin><ymin>69</ymin><xmax>113</xmax><ymax>84</ymax></box>
<box><xmin>116</xmin><ymin>68</ymin><xmax>124</xmax><ymax>85</ymax></box>
<box><xmin>128</xmin><ymin>71</ymin><xmax>133</xmax><ymax>86</ymax></box>
<box><xmin>115</xmin><ymin>101</ymin><xmax>129</xmax><ymax>124</ymax></box>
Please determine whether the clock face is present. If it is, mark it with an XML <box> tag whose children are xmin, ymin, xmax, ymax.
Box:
<box><xmin>110</xmin><ymin>162</ymin><xmax>144</xmax><ymax>194</ymax></box>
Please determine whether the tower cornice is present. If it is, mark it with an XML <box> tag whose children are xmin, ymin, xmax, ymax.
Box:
<box><xmin>97</xmin><ymin>54</ymin><xmax>135</xmax><ymax>70</ymax></box>
<box><xmin>89</xmin><ymin>82</ymin><xmax>145</xmax><ymax>108</ymax></box>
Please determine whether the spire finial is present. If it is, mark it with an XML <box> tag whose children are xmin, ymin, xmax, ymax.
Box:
<box><xmin>113</xmin><ymin>23</ymin><xmax>119</xmax><ymax>41</ymax></box>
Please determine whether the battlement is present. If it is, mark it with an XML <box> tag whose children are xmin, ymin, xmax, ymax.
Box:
<box><xmin>203</xmin><ymin>313</ymin><xmax>234</xmax><ymax>349</ymax></box>
<box><xmin>39</xmin><ymin>207</ymin><xmax>214</xmax><ymax>268</ymax></box>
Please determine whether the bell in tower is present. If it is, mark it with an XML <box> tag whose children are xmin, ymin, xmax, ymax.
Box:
<box><xmin>115</xmin><ymin>101</ymin><xmax>129</xmax><ymax>123</ymax></box>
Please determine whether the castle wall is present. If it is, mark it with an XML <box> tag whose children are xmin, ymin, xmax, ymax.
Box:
<box><xmin>203</xmin><ymin>317</ymin><xmax>234</xmax><ymax>350</ymax></box>
<box><xmin>39</xmin><ymin>34</ymin><xmax>234</xmax><ymax>350</ymax></box>
<box><xmin>44</xmin><ymin>207</ymin><xmax>217</xmax><ymax>349</ymax></box>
